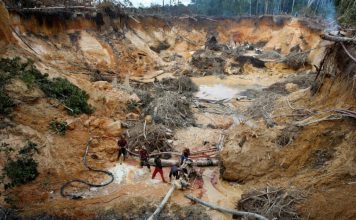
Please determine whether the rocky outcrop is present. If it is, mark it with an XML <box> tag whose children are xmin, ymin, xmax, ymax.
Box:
<box><xmin>84</xmin><ymin>116</ymin><xmax>122</xmax><ymax>137</ymax></box>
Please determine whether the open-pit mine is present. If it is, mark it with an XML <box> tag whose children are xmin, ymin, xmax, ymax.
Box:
<box><xmin>0</xmin><ymin>1</ymin><xmax>355</xmax><ymax>220</ymax></box>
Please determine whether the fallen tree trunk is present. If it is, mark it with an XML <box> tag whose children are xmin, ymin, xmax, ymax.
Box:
<box><xmin>185</xmin><ymin>195</ymin><xmax>268</xmax><ymax>220</ymax></box>
<box><xmin>147</xmin><ymin>184</ymin><xmax>176</xmax><ymax>220</ymax></box>
<box><xmin>148</xmin><ymin>158</ymin><xmax>219</xmax><ymax>167</ymax></box>
<box><xmin>321</xmin><ymin>34</ymin><xmax>356</xmax><ymax>43</ymax></box>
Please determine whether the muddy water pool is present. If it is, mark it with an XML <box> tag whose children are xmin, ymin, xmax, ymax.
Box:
<box><xmin>192</xmin><ymin>75</ymin><xmax>267</xmax><ymax>101</ymax></box>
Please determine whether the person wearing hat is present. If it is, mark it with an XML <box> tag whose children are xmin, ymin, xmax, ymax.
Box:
<box><xmin>139</xmin><ymin>146</ymin><xmax>150</xmax><ymax>170</ymax></box>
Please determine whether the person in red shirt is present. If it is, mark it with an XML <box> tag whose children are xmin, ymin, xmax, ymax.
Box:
<box><xmin>139</xmin><ymin>146</ymin><xmax>150</xmax><ymax>170</ymax></box>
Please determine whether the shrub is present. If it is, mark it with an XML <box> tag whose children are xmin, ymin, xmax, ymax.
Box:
<box><xmin>19</xmin><ymin>141</ymin><xmax>39</xmax><ymax>155</ymax></box>
<box><xmin>127</xmin><ymin>99</ymin><xmax>139</xmax><ymax>111</ymax></box>
<box><xmin>146</xmin><ymin>91</ymin><xmax>195</xmax><ymax>128</ymax></box>
<box><xmin>283</xmin><ymin>51</ymin><xmax>309</xmax><ymax>70</ymax></box>
<box><xmin>160</xmin><ymin>76</ymin><xmax>199</xmax><ymax>94</ymax></box>
<box><xmin>0</xmin><ymin>90</ymin><xmax>15</xmax><ymax>115</ymax></box>
<box><xmin>50</xmin><ymin>120</ymin><xmax>68</xmax><ymax>135</ymax></box>
<box><xmin>0</xmin><ymin>143</ymin><xmax>14</xmax><ymax>154</ymax></box>
<box><xmin>0</xmin><ymin>57</ymin><xmax>93</xmax><ymax>115</ymax></box>
<box><xmin>136</xmin><ymin>89</ymin><xmax>153</xmax><ymax>108</ymax></box>
<box><xmin>4</xmin><ymin>158</ymin><xmax>39</xmax><ymax>189</ymax></box>
<box><xmin>39</xmin><ymin>78</ymin><xmax>93</xmax><ymax>115</ymax></box>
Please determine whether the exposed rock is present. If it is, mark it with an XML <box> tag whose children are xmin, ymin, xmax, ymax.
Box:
<box><xmin>149</xmin><ymin>40</ymin><xmax>170</xmax><ymax>53</ymax></box>
<box><xmin>83</xmin><ymin>116</ymin><xmax>122</xmax><ymax>136</ymax></box>
<box><xmin>65</xmin><ymin>118</ymin><xmax>81</xmax><ymax>130</ymax></box>
<box><xmin>93</xmin><ymin>81</ymin><xmax>113</xmax><ymax>90</ymax></box>
<box><xmin>104</xmin><ymin>121</ymin><xmax>122</xmax><ymax>136</ymax></box>
<box><xmin>285</xmin><ymin>83</ymin><xmax>299</xmax><ymax>93</ymax></box>
<box><xmin>145</xmin><ymin>115</ymin><xmax>153</xmax><ymax>124</ymax></box>
<box><xmin>225</xmin><ymin>61</ymin><xmax>242</xmax><ymax>75</ymax></box>
<box><xmin>126</xmin><ymin>113</ymin><xmax>140</xmax><ymax>120</ymax></box>
<box><xmin>5</xmin><ymin>79</ymin><xmax>44</xmax><ymax>102</ymax></box>
<box><xmin>235</xmin><ymin>55</ymin><xmax>266</xmax><ymax>68</ymax></box>
<box><xmin>84</xmin><ymin>116</ymin><xmax>96</xmax><ymax>128</ymax></box>
<box><xmin>91</xmin><ymin>138</ymin><xmax>100</xmax><ymax>148</ymax></box>
<box><xmin>129</xmin><ymin>93</ymin><xmax>141</xmax><ymax>102</ymax></box>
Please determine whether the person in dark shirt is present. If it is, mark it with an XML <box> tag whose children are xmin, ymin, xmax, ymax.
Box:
<box><xmin>169</xmin><ymin>165</ymin><xmax>180</xmax><ymax>182</ymax></box>
<box><xmin>152</xmin><ymin>155</ymin><xmax>166</xmax><ymax>183</ymax></box>
<box><xmin>139</xmin><ymin>146</ymin><xmax>150</xmax><ymax>170</ymax></box>
<box><xmin>180</xmin><ymin>148</ymin><xmax>190</xmax><ymax>165</ymax></box>
<box><xmin>117</xmin><ymin>134</ymin><xmax>128</xmax><ymax>164</ymax></box>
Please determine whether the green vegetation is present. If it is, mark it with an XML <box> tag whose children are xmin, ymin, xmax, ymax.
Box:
<box><xmin>19</xmin><ymin>141</ymin><xmax>39</xmax><ymax>155</ymax></box>
<box><xmin>336</xmin><ymin>0</ymin><xmax>356</xmax><ymax>25</ymax></box>
<box><xmin>0</xmin><ymin>90</ymin><xmax>15</xmax><ymax>115</ymax></box>
<box><xmin>4</xmin><ymin>158</ymin><xmax>39</xmax><ymax>189</ymax></box>
<box><xmin>127</xmin><ymin>99</ymin><xmax>139</xmax><ymax>111</ymax></box>
<box><xmin>50</xmin><ymin>120</ymin><xmax>68</xmax><ymax>135</ymax></box>
<box><xmin>0</xmin><ymin>143</ymin><xmax>14</xmax><ymax>154</ymax></box>
<box><xmin>2</xmin><ymin>141</ymin><xmax>40</xmax><ymax>189</ymax></box>
<box><xmin>142</xmin><ymin>0</ymin><xmax>337</xmax><ymax>18</ymax></box>
<box><xmin>40</xmin><ymin>78</ymin><xmax>93</xmax><ymax>115</ymax></box>
<box><xmin>0</xmin><ymin>57</ymin><xmax>93</xmax><ymax>115</ymax></box>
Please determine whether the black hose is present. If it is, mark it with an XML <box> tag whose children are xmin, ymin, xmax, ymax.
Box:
<box><xmin>60</xmin><ymin>139</ymin><xmax>114</xmax><ymax>199</ymax></box>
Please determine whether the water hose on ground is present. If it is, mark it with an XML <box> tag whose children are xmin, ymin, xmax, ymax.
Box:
<box><xmin>60</xmin><ymin>139</ymin><xmax>115</xmax><ymax>199</ymax></box>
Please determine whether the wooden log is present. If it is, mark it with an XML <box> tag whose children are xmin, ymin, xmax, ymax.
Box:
<box><xmin>147</xmin><ymin>184</ymin><xmax>176</xmax><ymax>220</ymax></box>
<box><xmin>321</xmin><ymin>34</ymin><xmax>356</xmax><ymax>43</ymax></box>
<box><xmin>185</xmin><ymin>194</ymin><xmax>268</xmax><ymax>220</ymax></box>
<box><xmin>148</xmin><ymin>158</ymin><xmax>219</xmax><ymax>167</ymax></box>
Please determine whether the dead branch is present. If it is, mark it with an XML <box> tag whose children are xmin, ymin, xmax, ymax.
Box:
<box><xmin>127</xmin><ymin>123</ymin><xmax>173</xmax><ymax>153</ymax></box>
<box><xmin>294</xmin><ymin>114</ymin><xmax>343</xmax><ymax>127</ymax></box>
<box><xmin>129</xmin><ymin>15</ymin><xmax>140</xmax><ymax>23</ymax></box>
<box><xmin>341</xmin><ymin>42</ymin><xmax>356</xmax><ymax>62</ymax></box>
<box><xmin>146</xmin><ymin>91</ymin><xmax>195</xmax><ymax>128</ymax></box>
<box><xmin>285</xmin><ymin>97</ymin><xmax>314</xmax><ymax>115</ymax></box>
<box><xmin>185</xmin><ymin>195</ymin><xmax>268</xmax><ymax>220</ymax></box>
<box><xmin>321</xmin><ymin>34</ymin><xmax>356</xmax><ymax>43</ymax></box>
<box><xmin>237</xmin><ymin>187</ymin><xmax>305</xmax><ymax>220</ymax></box>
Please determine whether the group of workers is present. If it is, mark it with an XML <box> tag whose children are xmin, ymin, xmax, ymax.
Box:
<box><xmin>117</xmin><ymin>134</ymin><xmax>193</xmax><ymax>188</ymax></box>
